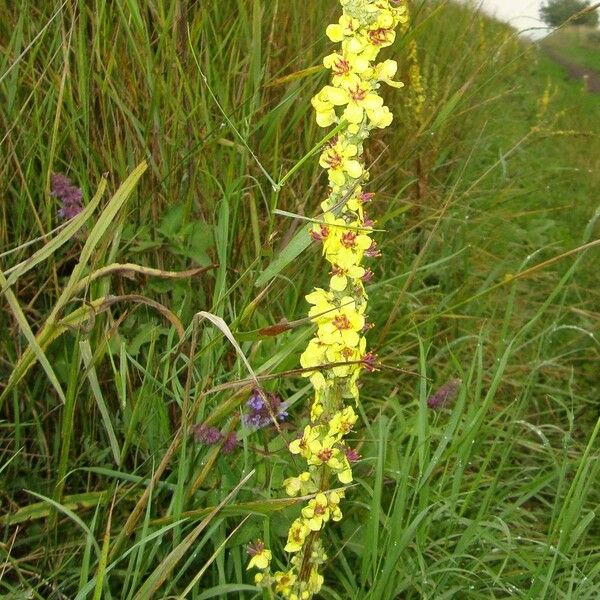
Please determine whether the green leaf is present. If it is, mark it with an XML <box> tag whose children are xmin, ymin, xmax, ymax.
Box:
<box><xmin>255</xmin><ymin>227</ymin><xmax>312</xmax><ymax>287</ymax></box>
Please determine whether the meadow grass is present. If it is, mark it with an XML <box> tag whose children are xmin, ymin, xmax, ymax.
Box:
<box><xmin>1</xmin><ymin>1</ymin><xmax>600</xmax><ymax>598</ymax></box>
<box><xmin>543</xmin><ymin>25</ymin><xmax>600</xmax><ymax>72</ymax></box>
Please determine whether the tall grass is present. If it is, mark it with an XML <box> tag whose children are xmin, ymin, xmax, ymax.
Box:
<box><xmin>1</xmin><ymin>1</ymin><xmax>599</xmax><ymax>598</ymax></box>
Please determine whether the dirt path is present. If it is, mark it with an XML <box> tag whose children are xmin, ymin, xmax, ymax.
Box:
<box><xmin>545</xmin><ymin>47</ymin><xmax>600</xmax><ymax>93</ymax></box>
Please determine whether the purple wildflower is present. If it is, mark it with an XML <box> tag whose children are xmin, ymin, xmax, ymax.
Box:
<box><xmin>221</xmin><ymin>431</ymin><xmax>238</xmax><ymax>454</ymax></box>
<box><xmin>427</xmin><ymin>378</ymin><xmax>461</xmax><ymax>410</ymax></box>
<box><xmin>193</xmin><ymin>424</ymin><xmax>221</xmax><ymax>445</ymax></box>
<box><xmin>243</xmin><ymin>389</ymin><xmax>288</xmax><ymax>429</ymax></box>
<box><xmin>51</xmin><ymin>172</ymin><xmax>83</xmax><ymax>219</ymax></box>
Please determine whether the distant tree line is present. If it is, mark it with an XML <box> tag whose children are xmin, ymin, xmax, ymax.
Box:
<box><xmin>540</xmin><ymin>0</ymin><xmax>599</xmax><ymax>27</ymax></box>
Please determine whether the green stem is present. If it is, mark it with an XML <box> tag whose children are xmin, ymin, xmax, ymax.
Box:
<box><xmin>277</xmin><ymin>120</ymin><xmax>347</xmax><ymax>189</ymax></box>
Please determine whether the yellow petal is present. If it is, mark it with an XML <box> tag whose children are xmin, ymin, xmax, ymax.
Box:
<box><xmin>326</xmin><ymin>24</ymin><xmax>344</xmax><ymax>42</ymax></box>
<box><xmin>345</xmin><ymin>160</ymin><xmax>363</xmax><ymax>179</ymax></box>
<box><xmin>325</xmin><ymin>86</ymin><xmax>349</xmax><ymax>106</ymax></box>
<box><xmin>363</xmin><ymin>93</ymin><xmax>384</xmax><ymax>110</ymax></box>
<box><xmin>337</xmin><ymin>467</ymin><xmax>353</xmax><ymax>484</ymax></box>
<box><xmin>344</xmin><ymin>103</ymin><xmax>364</xmax><ymax>124</ymax></box>
<box><xmin>329</xmin><ymin>169</ymin><xmax>345</xmax><ymax>187</ymax></box>
<box><xmin>316</xmin><ymin>109</ymin><xmax>337</xmax><ymax>128</ymax></box>
<box><xmin>330</xmin><ymin>274</ymin><xmax>347</xmax><ymax>292</ymax></box>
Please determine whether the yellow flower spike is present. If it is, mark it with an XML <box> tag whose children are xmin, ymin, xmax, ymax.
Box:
<box><xmin>262</xmin><ymin>0</ymin><xmax>407</xmax><ymax>595</ymax></box>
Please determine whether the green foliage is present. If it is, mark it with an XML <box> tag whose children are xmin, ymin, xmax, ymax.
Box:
<box><xmin>1</xmin><ymin>0</ymin><xmax>600</xmax><ymax>598</ymax></box>
<box><xmin>540</xmin><ymin>0</ymin><xmax>599</xmax><ymax>27</ymax></box>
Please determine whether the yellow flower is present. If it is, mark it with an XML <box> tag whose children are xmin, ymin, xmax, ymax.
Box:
<box><xmin>310</xmin><ymin>395</ymin><xmax>325</xmax><ymax>421</ymax></box>
<box><xmin>247</xmin><ymin>540</ymin><xmax>272</xmax><ymax>570</ymax></box>
<box><xmin>324</xmin><ymin>226</ymin><xmax>373</xmax><ymax>270</ymax></box>
<box><xmin>365</xmin><ymin>13</ymin><xmax>398</xmax><ymax>51</ymax></box>
<box><xmin>373</xmin><ymin>59</ymin><xmax>404</xmax><ymax>88</ymax></box>
<box><xmin>288</xmin><ymin>425</ymin><xmax>320</xmax><ymax>459</ymax></box>
<box><xmin>367</xmin><ymin>104</ymin><xmax>393</xmax><ymax>129</ymax></box>
<box><xmin>320</xmin><ymin>214</ymin><xmax>351</xmax><ymax>255</ymax></box>
<box><xmin>323</xmin><ymin>52</ymin><xmax>369</xmax><ymax>86</ymax></box>
<box><xmin>274</xmin><ymin>570</ymin><xmax>297</xmax><ymax>594</ymax></box>
<box><xmin>307</xmin><ymin>436</ymin><xmax>346</xmax><ymax>471</ymax></box>
<box><xmin>284</xmin><ymin>518</ymin><xmax>310</xmax><ymax>553</ymax></box>
<box><xmin>320</xmin><ymin>79</ymin><xmax>384</xmax><ymax>125</ymax></box>
<box><xmin>319</xmin><ymin>139</ymin><xmax>363</xmax><ymax>186</ymax></box>
<box><xmin>311</xmin><ymin>89</ymin><xmax>337</xmax><ymax>128</ymax></box>
<box><xmin>283</xmin><ymin>471</ymin><xmax>317</xmax><ymax>497</ymax></box>
<box><xmin>301</xmin><ymin>492</ymin><xmax>331</xmax><ymax>531</ymax></box>
<box><xmin>326</xmin><ymin>338</ymin><xmax>365</xmax><ymax>378</ymax></box>
<box><xmin>316</xmin><ymin>298</ymin><xmax>365</xmax><ymax>347</ymax></box>
<box><xmin>306</xmin><ymin>288</ymin><xmax>336</xmax><ymax>324</ymax></box>
<box><xmin>300</xmin><ymin>337</ymin><xmax>335</xmax><ymax>390</ymax></box>
<box><xmin>330</xmin><ymin>263</ymin><xmax>365</xmax><ymax>291</ymax></box>
<box><xmin>326</xmin><ymin>14</ymin><xmax>360</xmax><ymax>43</ymax></box>
<box><xmin>335</xmin><ymin>455</ymin><xmax>354</xmax><ymax>484</ymax></box>
<box><xmin>308</xmin><ymin>566</ymin><xmax>325</xmax><ymax>594</ymax></box>
<box><xmin>328</xmin><ymin>406</ymin><xmax>358</xmax><ymax>439</ymax></box>
<box><xmin>300</xmin><ymin>337</ymin><xmax>328</xmax><ymax>366</ymax></box>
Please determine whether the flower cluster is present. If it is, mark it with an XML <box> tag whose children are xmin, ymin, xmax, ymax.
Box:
<box><xmin>407</xmin><ymin>39</ymin><xmax>425</xmax><ymax>125</ymax></box>
<box><xmin>244</xmin><ymin>389</ymin><xmax>289</xmax><ymax>429</ymax></box>
<box><xmin>51</xmin><ymin>173</ymin><xmax>84</xmax><ymax>220</ymax></box>
<box><xmin>248</xmin><ymin>1</ymin><xmax>407</xmax><ymax>597</ymax></box>
<box><xmin>193</xmin><ymin>423</ymin><xmax>237</xmax><ymax>454</ymax></box>
<box><xmin>427</xmin><ymin>378</ymin><xmax>461</xmax><ymax>410</ymax></box>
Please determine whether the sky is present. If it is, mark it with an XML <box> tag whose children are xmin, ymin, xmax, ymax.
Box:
<box><xmin>477</xmin><ymin>0</ymin><xmax>549</xmax><ymax>38</ymax></box>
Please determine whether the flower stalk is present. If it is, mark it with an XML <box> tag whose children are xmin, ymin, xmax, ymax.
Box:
<box><xmin>248</xmin><ymin>2</ymin><xmax>407</xmax><ymax>597</ymax></box>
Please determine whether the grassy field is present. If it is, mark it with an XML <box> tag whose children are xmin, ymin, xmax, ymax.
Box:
<box><xmin>543</xmin><ymin>25</ymin><xmax>600</xmax><ymax>72</ymax></box>
<box><xmin>1</xmin><ymin>1</ymin><xmax>600</xmax><ymax>598</ymax></box>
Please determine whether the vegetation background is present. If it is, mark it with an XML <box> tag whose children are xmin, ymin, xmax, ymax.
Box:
<box><xmin>1</xmin><ymin>0</ymin><xmax>599</xmax><ymax>598</ymax></box>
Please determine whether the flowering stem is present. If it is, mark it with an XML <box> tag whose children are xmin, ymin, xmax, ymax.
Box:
<box><xmin>247</xmin><ymin>2</ymin><xmax>408</xmax><ymax>597</ymax></box>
